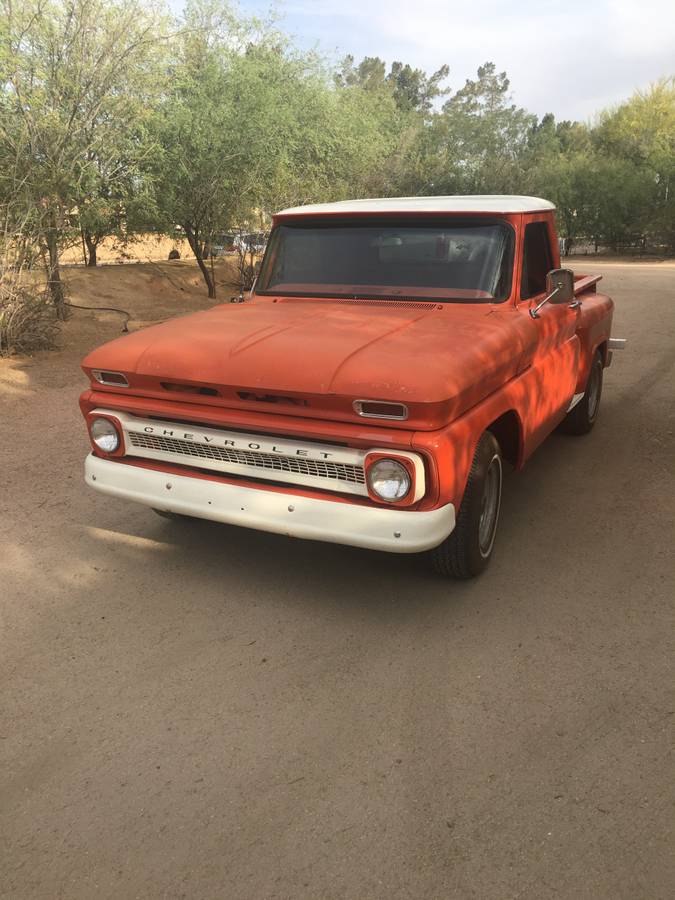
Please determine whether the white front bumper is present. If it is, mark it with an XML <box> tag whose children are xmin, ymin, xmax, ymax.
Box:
<box><xmin>85</xmin><ymin>454</ymin><xmax>455</xmax><ymax>554</ymax></box>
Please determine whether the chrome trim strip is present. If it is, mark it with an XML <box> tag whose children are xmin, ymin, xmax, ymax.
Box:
<box><xmin>608</xmin><ymin>338</ymin><xmax>627</xmax><ymax>350</ymax></box>
<box><xmin>567</xmin><ymin>392</ymin><xmax>584</xmax><ymax>412</ymax></box>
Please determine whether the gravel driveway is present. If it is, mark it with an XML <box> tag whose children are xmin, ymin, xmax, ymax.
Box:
<box><xmin>1</xmin><ymin>261</ymin><xmax>673</xmax><ymax>899</ymax></box>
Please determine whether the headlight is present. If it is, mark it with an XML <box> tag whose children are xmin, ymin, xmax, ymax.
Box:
<box><xmin>90</xmin><ymin>417</ymin><xmax>120</xmax><ymax>453</ymax></box>
<box><xmin>367</xmin><ymin>458</ymin><xmax>411</xmax><ymax>502</ymax></box>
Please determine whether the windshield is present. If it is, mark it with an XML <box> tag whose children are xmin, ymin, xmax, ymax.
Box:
<box><xmin>256</xmin><ymin>218</ymin><xmax>514</xmax><ymax>302</ymax></box>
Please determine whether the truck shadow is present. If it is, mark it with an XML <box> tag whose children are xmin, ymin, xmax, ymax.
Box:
<box><xmin>124</xmin><ymin>429</ymin><xmax>579</xmax><ymax>619</ymax></box>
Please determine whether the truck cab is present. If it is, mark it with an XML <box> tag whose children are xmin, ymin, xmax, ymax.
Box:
<box><xmin>80</xmin><ymin>195</ymin><xmax>616</xmax><ymax>577</ymax></box>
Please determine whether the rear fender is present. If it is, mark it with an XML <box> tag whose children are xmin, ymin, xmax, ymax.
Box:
<box><xmin>573</xmin><ymin>291</ymin><xmax>614</xmax><ymax>392</ymax></box>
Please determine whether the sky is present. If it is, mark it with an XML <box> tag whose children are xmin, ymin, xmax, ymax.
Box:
<box><xmin>234</xmin><ymin>0</ymin><xmax>675</xmax><ymax>121</ymax></box>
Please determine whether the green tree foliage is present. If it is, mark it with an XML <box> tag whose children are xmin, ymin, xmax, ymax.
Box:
<box><xmin>0</xmin><ymin>0</ymin><xmax>672</xmax><ymax>329</ymax></box>
<box><xmin>151</xmin><ymin>2</ymin><xmax>352</xmax><ymax>297</ymax></box>
<box><xmin>593</xmin><ymin>78</ymin><xmax>675</xmax><ymax>250</ymax></box>
<box><xmin>520</xmin><ymin>79</ymin><xmax>675</xmax><ymax>253</ymax></box>
<box><xmin>522</xmin><ymin>115</ymin><xmax>595</xmax><ymax>252</ymax></box>
<box><xmin>337</xmin><ymin>54</ymin><xmax>449</xmax><ymax>115</ymax></box>
<box><xmin>0</xmin><ymin>0</ymin><xmax>166</xmax><ymax>315</ymax></box>
<box><xmin>152</xmin><ymin>5</ymin><xmax>415</xmax><ymax>297</ymax></box>
<box><xmin>150</xmin><ymin>0</ymin><xmax>248</xmax><ymax>298</ymax></box>
<box><xmin>410</xmin><ymin>63</ymin><xmax>535</xmax><ymax>195</ymax></box>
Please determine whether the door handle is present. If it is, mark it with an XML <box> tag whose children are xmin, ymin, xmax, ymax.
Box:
<box><xmin>569</xmin><ymin>299</ymin><xmax>582</xmax><ymax>309</ymax></box>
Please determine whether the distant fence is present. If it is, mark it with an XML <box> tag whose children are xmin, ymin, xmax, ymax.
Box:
<box><xmin>560</xmin><ymin>237</ymin><xmax>674</xmax><ymax>258</ymax></box>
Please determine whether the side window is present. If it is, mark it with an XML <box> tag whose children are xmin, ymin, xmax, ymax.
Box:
<box><xmin>521</xmin><ymin>222</ymin><xmax>553</xmax><ymax>299</ymax></box>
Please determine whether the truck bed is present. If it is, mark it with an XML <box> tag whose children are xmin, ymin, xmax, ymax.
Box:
<box><xmin>573</xmin><ymin>273</ymin><xmax>603</xmax><ymax>295</ymax></box>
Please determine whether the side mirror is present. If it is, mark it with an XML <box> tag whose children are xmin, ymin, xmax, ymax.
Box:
<box><xmin>546</xmin><ymin>268</ymin><xmax>574</xmax><ymax>304</ymax></box>
<box><xmin>530</xmin><ymin>268</ymin><xmax>575</xmax><ymax>318</ymax></box>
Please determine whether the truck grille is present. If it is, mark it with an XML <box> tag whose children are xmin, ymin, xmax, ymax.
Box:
<box><xmin>91</xmin><ymin>408</ymin><xmax>425</xmax><ymax>501</ymax></box>
<box><xmin>127</xmin><ymin>430</ymin><xmax>366</xmax><ymax>486</ymax></box>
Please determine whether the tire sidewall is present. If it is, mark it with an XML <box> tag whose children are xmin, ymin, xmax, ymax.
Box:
<box><xmin>464</xmin><ymin>433</ymin><xmax>503</xmax><ymax>574</ymax></box>
<box><xmin>559</xmin><ymin>350</ymin><xmax>604</xmax><ymax>435</ymax></box>
<box><xmin>586</xmin><ymin>354</ymin><xmax>603</xmax><ymax>425</ymax></box>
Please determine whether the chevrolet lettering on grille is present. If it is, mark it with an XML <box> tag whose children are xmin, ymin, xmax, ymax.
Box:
<box><xmin>141</xmin><ymin>425</ymin><xmax>335</xmax><ymax>459</ymax></box>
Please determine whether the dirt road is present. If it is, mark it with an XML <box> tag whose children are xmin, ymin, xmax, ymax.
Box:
<box><xmin>1</xmin><ymin>261</ymin><xmax>674</xmax><ymax>899</ymax></box>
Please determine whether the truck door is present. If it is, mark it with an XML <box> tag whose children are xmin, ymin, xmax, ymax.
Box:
<box><xmin>519</xmin><ymin>217</ymin><xmax>580</xmax><ymax>454</ymax></box>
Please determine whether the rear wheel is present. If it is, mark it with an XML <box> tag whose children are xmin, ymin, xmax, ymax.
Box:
<box><xmin>559</xmin><ymin>351</ymin><xmax>603</xmax><ymax>435</ymax></box>
<box><xmin>429</xmin><ymin>431</ymin><xmax>503</xmax><ymax>578</ymax></box>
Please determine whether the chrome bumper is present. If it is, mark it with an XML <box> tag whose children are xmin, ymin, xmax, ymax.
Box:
<box><xmin>85</xmin><ymin>455</ymin><xmax>455</xmax><ymax>554</ymax></box>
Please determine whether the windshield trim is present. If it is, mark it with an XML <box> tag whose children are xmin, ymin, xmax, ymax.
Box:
<box><xmin>255</xmin><ymin>216</ymin><xmax>516</xmax><ymax>304</ymax></box>
<box><xmin>254</xmin><ymin>290</ymin><xmax>492</xmax><ymax>303</ymax></box>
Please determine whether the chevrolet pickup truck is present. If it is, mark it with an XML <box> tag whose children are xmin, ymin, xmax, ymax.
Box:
<box><xmin>80</xmin><ymin>195</ymin><xmax>621</xmax><ymax>577</ymax></box>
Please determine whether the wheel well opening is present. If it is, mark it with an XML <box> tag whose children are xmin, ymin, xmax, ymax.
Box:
<box><xmin>487</xmin><ymin>411</ymin><xmax>521</xmax><ymax>468</ymax></box>
<box><xmin>596</xmin><ymin>340</ymin><xmax>608</xmax><ymax>366</ymax></box>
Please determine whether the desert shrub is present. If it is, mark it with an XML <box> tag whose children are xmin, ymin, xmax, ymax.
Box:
<box><xmin>0</xmin><ymin>279</ymin><xmax>59</xmax><ymax>356</ymax></box>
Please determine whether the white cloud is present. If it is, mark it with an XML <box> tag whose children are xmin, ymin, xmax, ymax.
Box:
<box><xmin>265</xmin><ymin>0</ymin><xmax>675</xmax><ymax>119</ymax></box>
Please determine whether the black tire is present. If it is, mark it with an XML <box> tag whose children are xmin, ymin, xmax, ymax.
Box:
<box><xmin>429</xmin><ymin>431</ymin><xmax>503</xmax><ymax>579</ymax></box>
<box><xmin>559</xmin><ymin>351</ymin><xmax>603</xmax><ymax>435</ymax></box>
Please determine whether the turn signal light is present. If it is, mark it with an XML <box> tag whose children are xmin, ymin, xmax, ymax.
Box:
<box><xmin>92</xmin><ymin>370</ymin><xmax>129</xmax><ymax>387</ymax></box>
<box><xmin>353</xmin><ymin>400</ymin><xmax>408</xmax><ymax>420</ymax></box>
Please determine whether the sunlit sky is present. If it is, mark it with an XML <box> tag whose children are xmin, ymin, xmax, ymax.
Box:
<box><xmin>200</xmin><ymin>0</ymin><xmax>674</xmax><ymax>121</ymax></box>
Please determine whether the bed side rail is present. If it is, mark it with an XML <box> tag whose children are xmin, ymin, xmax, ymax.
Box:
<box><xmin>573</xmin><ymin>273</ymin><xmax>603</xmax><ymax>295</ymax></box>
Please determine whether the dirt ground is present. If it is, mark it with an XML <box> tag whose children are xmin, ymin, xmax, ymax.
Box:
<box><xmin>60</xmin><ymin>234</ymin><xmax>194</xmax><ymax>265</ymax></box>
<box><xmin>1</xmin><ymin>260</ymin><xmax>674</xmax><ymax>899</ymax></box>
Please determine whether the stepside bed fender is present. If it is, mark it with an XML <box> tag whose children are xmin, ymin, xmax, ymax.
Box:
<box><xmin>572</xmin><ymin>290</ymin><xmax>614</xmax><ymax>393</ymax></box>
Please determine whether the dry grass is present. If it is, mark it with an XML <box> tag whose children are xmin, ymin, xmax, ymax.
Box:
<box><xmin>60</xmin><ymin>234</ymin><xmax>192</xmax><ymax>265</ymax></box>
<box><xmin>0</xmin><ymin>277</ymin><xmax>59</xmax><ymax>356</ymax></box>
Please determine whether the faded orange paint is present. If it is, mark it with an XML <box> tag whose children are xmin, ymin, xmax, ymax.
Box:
<box><xmin>80</xmin><ymin>206</ymin><xmax>613</xmax><ymax>517</ymax></box>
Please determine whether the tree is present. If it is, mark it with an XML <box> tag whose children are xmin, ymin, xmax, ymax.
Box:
<box><xmin>0</xmin><ymin>0</ymin><xmax>165</xmax><ymax>315</ymax></box>
<box><xmin>153</xmin><ymin>2</ymin><xmax>414</xmax><ymax>297</ymax></box>
<box><xmin>438</xmin><ymin>63</ymin><xmax>535</xmax><ymax>193</ymax></box>
<box><xmin>593</xmin><ymin>78</ymin><xmax>675</xmax><ymax>251</ymax></box>
<box><xmin>336</xmin><ymin>55</ymin><xmax>386</xmax><ymax>93</ymax></box>
<box><xmin>522</xmin><ymin>115</ymin><xmax>594</xmax><ymax>253</ymax></box>
<box><xmin>75</xmin><ymin>94</ymin><xmax>162</xmax><ymax>267</ymax></box>
<box><xmin>151</xmin><ymin>1</ymin><xmax>282</xmax><ymax>298</ymax></box>
<box><xmin>387</xmin><ymin>60</ymin><xmax>450</xmax><ymax>115</ymax></box>
<box><xmin>336</xmin><ymin>55</ymin><xmax>449</xmax><ymax>115</ymax></box>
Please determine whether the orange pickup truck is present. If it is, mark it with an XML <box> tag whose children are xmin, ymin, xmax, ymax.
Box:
<box><xmin>80</xmin><ymin>196</ymin><xmax>623</xmax><ymax>577</ymax></box>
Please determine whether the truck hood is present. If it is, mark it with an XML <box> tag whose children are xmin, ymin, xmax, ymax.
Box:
<box><xmin>83</xmin><ymin>297</ymin><xmax>536</xmax><ymax>427</ymax></box>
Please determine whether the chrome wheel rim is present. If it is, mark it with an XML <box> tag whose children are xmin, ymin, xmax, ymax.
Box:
<box><xmin>479</xmin><ymin>455</ymin><xmax>502</xmax><ymax>557</ymax></box>
<box><xmin>587</xmin><ymin>362</ymin><xmax>601</xmax><ymax>420</ymax></box>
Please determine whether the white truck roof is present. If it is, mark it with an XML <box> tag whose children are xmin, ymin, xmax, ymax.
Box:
<box><xmin>276</xmin><ymin>195</ymin><xmax>556</xmax><ymax>217</ymax></box>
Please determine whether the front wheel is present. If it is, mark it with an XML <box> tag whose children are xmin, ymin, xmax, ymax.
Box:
<box><xmin>428</xmin><ymin>431</ymin><xmax>503</xmax><ymax>579</ymax></box>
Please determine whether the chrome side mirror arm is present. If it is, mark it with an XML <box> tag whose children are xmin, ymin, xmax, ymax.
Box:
<box><xmin>530</xmin><ymin>268</ymin><xmax>576</xmax><ymax>318</ymax></box>
<box><xmin>529</xmin><ymin>285</ymin><xmax>561</xmax><ymax>319</ymax></box>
